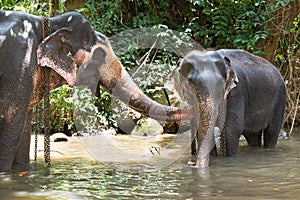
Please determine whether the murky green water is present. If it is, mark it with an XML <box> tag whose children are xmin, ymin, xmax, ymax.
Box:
<box><xmin>1</xmin><ymin>129</ymin><xmax>299</xmax><ymax>200</ymax></box>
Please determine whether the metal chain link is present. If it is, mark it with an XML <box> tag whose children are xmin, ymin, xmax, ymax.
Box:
<box><xmin>34</xmin><ymin>16</ymin><xmax>51</xmax><ymax>165</ymax></box>
<box><xmin>34</xmin><ymin>104</ymin><xmax>42</xmax><ymax>161</ymax></box>
<box><xmin>220</xmin><ymin>128</ymin><xmax>226</xmax><ymax>156</ymax></box>
<box><xmin>34</xmin><ymin>129</ymin><xmax>38</xmax><ymax>161</ymax></box>
<box><xmin>219</xmin><ymin>100</ymin><xmax>227</xmax><ymax>156</ymax></box>
<box><xmin>43</xmin><ymin>84</ymin><xmax>51</xmax><ymax>165</ymax></box>
<box><xmin>42</xmin><ymin>17</ymin><xmax>51</xmax><ymax>165</ymax></box>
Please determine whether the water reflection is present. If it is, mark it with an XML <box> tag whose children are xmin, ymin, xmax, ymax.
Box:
<box><xmin>1</xmin><ymin>129</ymin><xmax>299</xmax><ymax>199</ymax></box>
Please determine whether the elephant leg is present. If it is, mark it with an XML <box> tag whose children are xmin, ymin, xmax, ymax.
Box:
<box><xmin>224</xmin><ymin>101</ymin><xmax>244</xmax><ymax>157</ymax></box>
<box><xmin>222</xmin><ymin>125</ymin><xmax>240</xmax><ymax>157</ymax></box>
<box><xmin>188</xmin><ymin>118</ymin><xmax>197</xmax><ymax>165</ymax></box>
<box><xmin>263</xmin><ymin>117</ymin><xmax>283</xmax><ymax>149</ymax></box>
<box><xmin>264</xmin><ymin>125</ymin><xmax>280</xmax><ymax>148</ymax></box>
<box><xmin>244</xmin><ymin>132</ymin><xmax>262</xmax><ymax>147</ymax></box>
<box><xmin>0</xmin><ymin>108</ymin><xmax>27</xmax><ymax>171</ymax></box>
<box><xmin>263</xmin><ymin>87</ymin><xmax>286</xmax><ymax>148</ymax></box>
<box><xmin>225</xmin><ymin>127</ymin><xmax>241</xmax><ymax>157</ymax></box>
<box><xmin>14</xmin><ymin>110</ymin><xmax>33</xmax><ymax>166</ymax></box>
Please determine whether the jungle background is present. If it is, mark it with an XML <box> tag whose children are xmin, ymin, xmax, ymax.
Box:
<box><xmin>1</xmin><ymin>0</ymin><xmax>299</xmax><ymax>134</ymax></box>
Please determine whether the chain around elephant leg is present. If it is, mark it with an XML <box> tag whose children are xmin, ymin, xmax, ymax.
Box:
<box><xmin>34</xmin><ymin>104</ymin><xmax>42</xmax><ymax>161</ymax></box>
<box><xmin>219</xmin><ymin>100</ymin><xmax>227</xmax><ymax>156</ymax></box>
<box><xmin>220</xmin><ymin>128</ymin><xmax>226</xmax><ymax>156</ymax></box>
<box><xmin>43</xmin><ymin>68</ymin><xmax>51</xmax><ymax>165</ymax></box>
<box><xmin>43</xmin><ymin>96</ymin><xmax>51</xmax><ymax>165</ymax></box>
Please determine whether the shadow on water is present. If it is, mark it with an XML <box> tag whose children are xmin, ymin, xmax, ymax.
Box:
<box><xmin>1</xmin><ymin>128</ymin><xmax>300</xmax><ymax>200</ymax></box>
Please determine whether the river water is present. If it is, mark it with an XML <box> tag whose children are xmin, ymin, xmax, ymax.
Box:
<box><xmin>0</xmin><ymin>128</ymin><xmax>299</xmax><ymax>200</ymax></box>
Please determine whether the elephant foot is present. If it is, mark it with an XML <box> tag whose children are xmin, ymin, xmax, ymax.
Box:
<box><xmin>186</xmin><ymin>159</ymin><xmax>209</xmax><ymax>168</ymax></box>
<box><xmin>195</xmin><ymin>156</ymin><xmax>210</xmax><ymax>168</ymax></box>
<box><xmin>0</xmin><ymin>159</ymin><xmax>13</xmax><ymax>172</ymax></box>
<box><xmin>12</xmin><ymin>162</ymin><xmax>30</xmax><ymax>172</ymax></box>
<box><xmin>187</xmin><ymin>159</ymin><xmax>196</xmax><ymax>166</ymax></box>
<box><xmin>187</xmin><ymin>155</ymin><xmax>197</xmax><ymax>166</ymax></box>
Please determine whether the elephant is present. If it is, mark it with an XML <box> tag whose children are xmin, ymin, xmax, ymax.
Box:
<box><xmin>175</xmin><ymin>49</ymin><xmax>286</xmax><ymax>168</ymax></box>
<box><xmin>0</xmin><ymin>10</ymin><xmax>191</xmax><ymax>172</ymax></box>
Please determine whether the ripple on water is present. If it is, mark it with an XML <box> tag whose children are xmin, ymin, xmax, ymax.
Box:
<box><xmin>1</xmin><ymin>130</ymin><xmax>300</xmax><ymax>199</ymax></box>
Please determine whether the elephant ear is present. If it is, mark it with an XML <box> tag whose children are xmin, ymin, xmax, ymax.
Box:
<box><xmin>37</xmin><ymin>28</ymin><xmax>84</xmax><ymax>86</ymax></box>
<box><xmin>223</xmin><ymin>57</ymin><xmax>239</xmax><ymax>99</ymax></box>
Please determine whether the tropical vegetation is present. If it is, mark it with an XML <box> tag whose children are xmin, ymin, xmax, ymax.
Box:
<box><xmin>1</xmin><ymin>0</ymin><xmax>299</xmax><ymax>134</ymax></box>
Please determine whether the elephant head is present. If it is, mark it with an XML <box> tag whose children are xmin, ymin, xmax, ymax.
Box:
<box><xmin>177</xmin><ymin>50</ymin><xmax>238</xmax><ymax>103</ymax></box>
<box><xmin>176</xmin><ymin>50</ymin><xmax>238</xmax><ymax>168</ymax></box>
<box><xmin>37</xmin><ymin>12</ymin><xmax>191</xmax><ymax>122</ymax></box>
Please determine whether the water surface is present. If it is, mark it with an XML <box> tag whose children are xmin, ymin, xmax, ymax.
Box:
<box><xmin>1</xmin><ymin>128</ymin><xmax>299</xmax><ymax>199</ymax></box>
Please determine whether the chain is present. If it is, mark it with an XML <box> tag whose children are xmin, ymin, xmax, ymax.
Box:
<box><xmin>220</xmin><ymin>128</ymin><xmax>226</xmax><ymax>156</ymax></box>
<box><xmin>34</xmin><ymin>16</ymin><xmax>51</xmax><ymax>165</ymax></box>
<box><xmin>34</xmin><ymin>104</ymin><xmax>42</xmax><ymax>161</ymax></box>
<box><xmin>42</xmin><ymin>16</ymin><xmax>51</xmax><ymax>165</ymax></box>
<box><xmin>34</xmin><ymin>130</ymin><xmax>38</xmax><ymax>161</ymax></box>
<box><xmin>41</xmin><ymin>16</ymin><xmax>51</xmax><ymax>40</ymax></box>
<box><xmin>43</xmin><ymin>81</ymin><xmax>51</xmax><ymax>165</ymax></box>
<box><xmin>219</xmin><ymin>100</ymin><xmax>227</xmax><ymax>156</ymax></box>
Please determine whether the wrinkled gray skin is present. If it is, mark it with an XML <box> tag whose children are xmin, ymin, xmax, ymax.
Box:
<box><xmin>0</xmin><ymin>10</ymin><xmax>190</xmax><ymax>172</ymax></box>
<box><xmin>176</xmin><ymin>50</ymin><xmax>286</xmax><ymax>168</ymax></box>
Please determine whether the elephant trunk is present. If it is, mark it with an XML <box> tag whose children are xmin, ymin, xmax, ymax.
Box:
<box><xmin>76</xmin><ymin>43</ymin><xmax>193</xmax><ymax>122</ymax></box>
<box><xmin>101</xmin><ymin>62</ymin><xmax>192</xmax><ymax>122</ymax></box>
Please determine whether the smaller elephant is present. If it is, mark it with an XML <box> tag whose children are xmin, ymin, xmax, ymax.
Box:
<box><xmin>175</xmin><ymin>49</ymin><xmax>286</xmax><ymax>168</ymax></box>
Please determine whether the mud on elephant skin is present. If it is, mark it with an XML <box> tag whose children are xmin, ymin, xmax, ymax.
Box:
<box><xmin>0</xmin><ymin>10</ymin><xmax>191</xmax><ymax>172</ymax></box>
<box><xmin>175</xmin><ymin>49</ymin><xmax>286</xmax><ymax>168</ymax></box>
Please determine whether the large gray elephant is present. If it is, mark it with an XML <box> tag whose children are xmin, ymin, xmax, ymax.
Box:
<box><xmin>176</xmin><ymin>49</ymin><xmax>286</xmax><ymax>168</ymax></box>
<box><xmin>0</xmin><ymin>10</ymin><xmax>190</xmax><ymax>172</ymax></box>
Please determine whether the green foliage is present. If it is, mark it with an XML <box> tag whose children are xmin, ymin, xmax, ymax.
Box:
<box><xmin>183</xmin><ymin>0</ymin><xmax>290</xmax><ymax>54</ymax></box>
<box><xmin>34</xmin><ymin>86</ymin><xmax>110</xmax><ymax>135</ymax></box>
<box><xmin>0</xmin><ymin>0</ymin><xmax>68</xmax><ymax>16</ymax></box>
<box><xmin>0</xmin><ymin>0</ymin><xmax>49</xmax><ymax>15</ymax></box>
<box><xmin>72</xmin><ymin>87</ymin><xmax>109</xmax><ymax>133</ymax></box>
<box><xmin>49</xmin><ymin>85</ymin><xmax>74</xmax><ymax>134</ymax></box>
<box><xmin>84</xmin><ymin>0</ymin><xmax>288</xmax><ymax>55</ymax></box>
<box><xmin>84</xmin><ymin>0</ymin><xmax>293</xmax><ymax>69</ymax></box>
<box><xmin>85</xmin><ymin>0</ymin><xmax>125</xmax><ymax>35</ymax></box>
<box><xmin>94</xmin><ymin>89</ymin><xmax>114</xmax><ymax>123</ymax></box>
<box><xmin>2</xmin><ymin>0</ymin><xmax>297</xmax><ymax>132</ymax></box>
